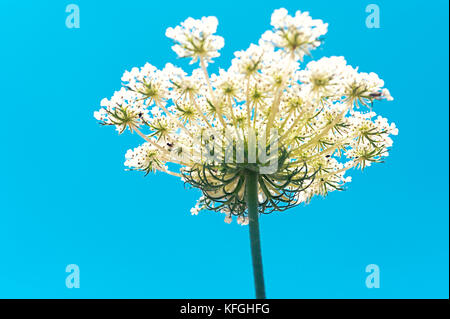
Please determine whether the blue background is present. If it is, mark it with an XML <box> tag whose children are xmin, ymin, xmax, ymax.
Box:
<box><xmin>0</xmin><ymin>0</ymin><xmax>448</xmax><ymax>298</ymax></box>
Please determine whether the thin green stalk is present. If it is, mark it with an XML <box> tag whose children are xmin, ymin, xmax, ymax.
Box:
<box><xmin>246</xmin><ymin>170</ymin><xmax>266</xmax><ymax>299</ymax></box>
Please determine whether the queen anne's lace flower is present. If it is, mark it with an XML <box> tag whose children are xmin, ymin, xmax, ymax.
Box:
<box><xmin>95</xmin><ymin>9</ymin><xmax>398</xmax><ymax>224</ymax></box>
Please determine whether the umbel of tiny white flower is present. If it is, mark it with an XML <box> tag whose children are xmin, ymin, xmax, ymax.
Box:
<box><xmin>94</xmin><ymin>8</ymin><xmax>397</xmax><ymax>298</ymax></box>
<box><xmin>165</xmin><ymin>16</ymin><xmax>224</xmax><ymax>65</ymax></box>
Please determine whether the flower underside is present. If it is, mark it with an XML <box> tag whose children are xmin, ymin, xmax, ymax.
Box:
<box><xmin>183</xmin><ymin>147</ymin><xmax>320</xmax><ymax>216</ymax></box>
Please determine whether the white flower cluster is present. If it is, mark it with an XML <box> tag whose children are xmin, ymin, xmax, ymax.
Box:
<box><xmin>166</xmin><ymin>16</ymin><xmax>224</xmax><ymax>65</ymax></box>
<box><xmin>124</xmin><ymin>143</ymin><xmax>167</xmax><ymax>175</ymax></box>
<box><xmin>95</xmin><ymin>9</ymin><xmax>397</xmax><ymax>224</ymax></box>
<box><xmin>261</xmin><ymin>8</ymin><xmax>328</xmax><ymax>60</ymax></box>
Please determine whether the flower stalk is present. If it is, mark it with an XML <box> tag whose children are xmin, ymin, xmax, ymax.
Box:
<box><xmin>246</xmin><ymin>170</ymin><xmax>266</xmax><ymax>299</ymax></box>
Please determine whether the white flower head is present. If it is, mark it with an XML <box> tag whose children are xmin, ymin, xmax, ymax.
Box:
<box><xmin>166</xmin><ymin>16</ymin><xmax>224</xmax><ymax>65</ymax></box>
<box><xmin>261</xmin><ymin>8</ymin><xmax>328</xmax><ymax>60</ymax></box>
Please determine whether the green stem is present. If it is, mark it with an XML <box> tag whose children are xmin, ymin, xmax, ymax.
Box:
<box><xmin>246</xmin><ymin>170</ymin><xmax>266</xmax><ymax>299</ymax></box>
